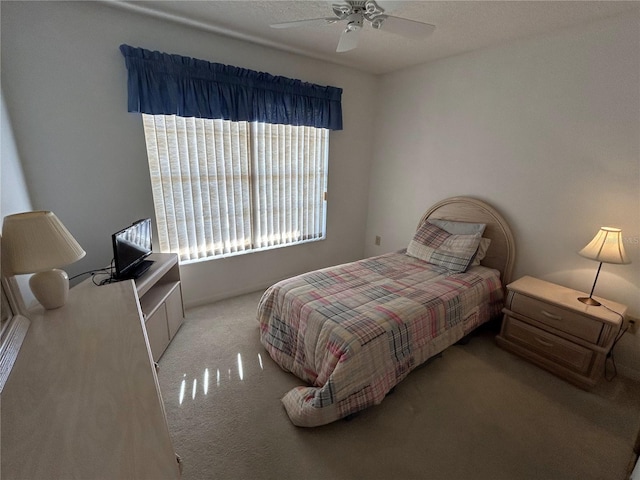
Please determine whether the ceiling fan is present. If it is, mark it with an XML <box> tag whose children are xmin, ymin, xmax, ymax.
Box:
<box><xmin>270</xmin><ymin>0</ymin><xmax>436</xmax><ymax>53</ymax></box>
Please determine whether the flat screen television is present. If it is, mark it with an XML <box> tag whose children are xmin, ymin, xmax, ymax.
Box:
<box><xmin>111</xmin><ymin>218</ymin><xmax>153</xmax><ymax>280</ymax></box>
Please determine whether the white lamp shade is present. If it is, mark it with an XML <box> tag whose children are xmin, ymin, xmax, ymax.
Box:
<box><xmin>2</xmin><ymin>211</ymin><xmax>86</xmax><ymax>275</ymax></box>
<box><xmin>578</xmin><ymin>227</ymin><xmax>630</xmax><ymax>265</ymax></box>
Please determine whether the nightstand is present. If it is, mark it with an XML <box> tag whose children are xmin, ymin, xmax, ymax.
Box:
<box><xmin>496</xmin><ymin>276</ymin><xmax>626</xmax><ymax>389</ymax></box>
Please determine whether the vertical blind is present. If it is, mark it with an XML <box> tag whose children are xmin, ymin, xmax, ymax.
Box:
<box><xmin>251</xmin><ymin>122</ymin><xmax>328</xmax><ymax>249</ymax></box>
<box><xmin>143</xmin><ymin>115</ymin><xmax>328</xmax><ymax>262</ymax></box>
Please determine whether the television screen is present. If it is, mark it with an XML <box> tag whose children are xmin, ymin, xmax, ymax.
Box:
<box><xmin>112</xmin><ymin>218</ymin><xmax>153</xmax><ymax>279</ymax></box>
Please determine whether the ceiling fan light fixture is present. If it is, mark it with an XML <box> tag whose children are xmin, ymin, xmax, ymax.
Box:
<box><xmin>272</xmin><ymin>0</ymin><xmax>436</xmax><ymax>53</ymax></box>
<box><xmin>345</xmin><ymin>13</ymin><xmax>363</xmax><ymax>31</ymax></box>
<box><xmin>332</xmin><ymin>4</ymin><xmax>352</xmax><ymax>19</ymax></box>
<box><xmin>370</xmin><ymin>16</ymin><xmax>385</xmax><ymax>30</ymax></box>
<box><xmin>364</xmin><ymin>0</ymin><xmax>383</xmax><ymax>17</ymax></box>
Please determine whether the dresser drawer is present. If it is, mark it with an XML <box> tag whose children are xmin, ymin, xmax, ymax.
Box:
<box><xmin>509</xmin><ymin>292</ymin><xmax>603</xmax><ymax>343</ymax></box>
<box><xmin>503</xmin><ymin>317</ymin><xmax>593</xmax><ymax>374</ymax></box>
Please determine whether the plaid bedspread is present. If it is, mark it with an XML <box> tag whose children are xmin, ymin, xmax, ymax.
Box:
<box><xmin>257</xmin><ymin>251</ymin><xmax>504</xmax><ymax>427</ymax></box>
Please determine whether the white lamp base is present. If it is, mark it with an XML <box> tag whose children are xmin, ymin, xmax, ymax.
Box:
<box><xmin>29</xmin><ymin>269</ymin><xmax>70</xmax><ymax>309</ymax></box>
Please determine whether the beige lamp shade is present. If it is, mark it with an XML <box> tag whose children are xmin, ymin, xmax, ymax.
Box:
<box><xmin>2</xmin><ymin>211</ymin><xmax>86</xmax><ymax>309</ymax></box>
<box><xmin>577</xmin><ymin>226</ymin><xmax>630</xmax><ymax>306</ymax></box>
<box><xmin>578</xmin><ymin>227</ymin><xmax>630</xmax><ymax>265</ymax></box>
<box><xmin>2</xmin><ymin>211</ymin><xmax>86</xmax><ymax>274</ymax></box>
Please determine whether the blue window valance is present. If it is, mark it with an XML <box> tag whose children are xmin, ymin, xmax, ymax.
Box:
<box><xmin>119</xmin><ymin>44</ymin><xmax>343</xmax><ymax>130</ymax></box>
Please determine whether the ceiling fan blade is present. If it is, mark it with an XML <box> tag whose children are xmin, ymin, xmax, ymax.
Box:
<box><xmin>336</xmin><ymin>26</ymin><xmax>361</xmax><ymax>53</ymax></box>
<box><xmin>371</xmin><ymin>15</ymin><xmax>436</xmax><ymax>38</ymax></box>
<box><xmin>270</xmin><ymin>17</ymin><xmax>339</xmax><ymax>29</ymax></box>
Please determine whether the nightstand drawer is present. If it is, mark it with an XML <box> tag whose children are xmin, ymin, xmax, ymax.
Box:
<box><xmin>503</xmin><ymin>317</ymin><xmax>594</xmax><ymax>374</ymax></box>
<box><xmin>509</xmin><ymin>293</ymin><xmax>603</xmax><ymax>343</ymax></box>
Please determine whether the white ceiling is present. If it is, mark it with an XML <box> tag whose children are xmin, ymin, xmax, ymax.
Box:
<box><xmin>111</xmin><ymin>1</ymin><xmax>639</xmax><ymax>74</ymax></box>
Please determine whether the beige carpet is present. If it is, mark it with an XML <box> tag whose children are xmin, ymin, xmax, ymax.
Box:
<box><xmin>157</xmin><ymin>291</ymin><xmax>640</xmax><ymax>480</ymax></box>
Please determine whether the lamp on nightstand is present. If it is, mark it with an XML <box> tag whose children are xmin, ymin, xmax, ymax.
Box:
<box><xmin>1</xmin><ymin>211</ymin><xmax>86</xmax><ymax>310</ymax></box>
<box><xmin>577</xmin><ymin>226</ymin><xmax>630</xmax><ymax>306</ymax></box>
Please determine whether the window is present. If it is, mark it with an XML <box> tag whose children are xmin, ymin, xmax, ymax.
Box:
<box><xmin>142</xmin><ymin>114</ymin><xmax>329</xmax><ymax>262</ymax></box>
<box><xmin>119</xmin><ymin>44</ymin><xmax>342</xmax><ymax>263</ymax></box>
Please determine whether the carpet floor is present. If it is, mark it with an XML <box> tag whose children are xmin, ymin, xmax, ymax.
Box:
<box><xmin>157</xmin><ymin>290</ymin><xmax>640</xmax><ymax>480</ymax></box>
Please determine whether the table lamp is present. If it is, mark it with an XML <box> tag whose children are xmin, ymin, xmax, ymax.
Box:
<box><xmin>2</xmin><ymin>211</ymin><xmax>86</xmax><ymax>309</ymax></box>
<box><xmin>577</xmin><ymin>226</ymin><xmax>630</xmax><ymax>306</ymax></box>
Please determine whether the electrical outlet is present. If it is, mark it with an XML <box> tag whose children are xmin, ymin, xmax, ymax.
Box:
<box><xmin>627</xmin><ymin>315</ymin><xmax>639</xmax><ymax>335</ymax></box>
<box><xmin>375</xmin><ymin>235</ymin><xmax>381</xmax><ymax>246</ymax></box>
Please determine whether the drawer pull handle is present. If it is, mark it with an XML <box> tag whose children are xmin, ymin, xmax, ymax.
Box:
<box><xmin>541</xmin><ymin>310</ymin><xmax>562</xmax><ymax>321</ymax></box>
<box><xmin>534</xmin><ymin>337</ymin><xmax>554</xmax><ymax>348</ymax></box>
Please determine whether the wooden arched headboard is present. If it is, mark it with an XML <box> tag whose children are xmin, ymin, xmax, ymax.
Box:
<box><xmin>419</xmin><ymin>196</ymin><xmax>516</xmax><ymax>286</ymax></box>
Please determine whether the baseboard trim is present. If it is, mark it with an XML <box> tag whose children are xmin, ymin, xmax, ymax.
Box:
<box><xmin>184</xmin><ymin>282</ymin><xmax>274</xmax><ymax>309</ymax></box>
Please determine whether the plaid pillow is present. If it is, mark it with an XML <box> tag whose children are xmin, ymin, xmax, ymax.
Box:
<box><xmin>407</xmin><ymin>221</ymin><xmax>481</xmax><ymax>273</ymax></box>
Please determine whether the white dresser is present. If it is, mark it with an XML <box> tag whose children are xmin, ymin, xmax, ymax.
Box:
<box><xmin>1</xmin><ymin>274</ymin><xmax>181</xmax><ymax>478</ymax></box>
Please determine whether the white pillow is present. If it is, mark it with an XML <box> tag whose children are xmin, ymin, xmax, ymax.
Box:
<box><xmin>428</xmin><ymin>219</ymin><xmax>486</xmax><ymax>236</ymax></box>
<box><xmin>471</xmin><ymin>237</ymin><xmax>492</xmax><ymax>266</ymax></box>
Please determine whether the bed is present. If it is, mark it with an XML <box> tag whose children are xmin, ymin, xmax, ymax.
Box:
<box><xmin>258</xmin><ymin>196</ymin><xmax>515</xmax><ymax>427</ymax></box>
